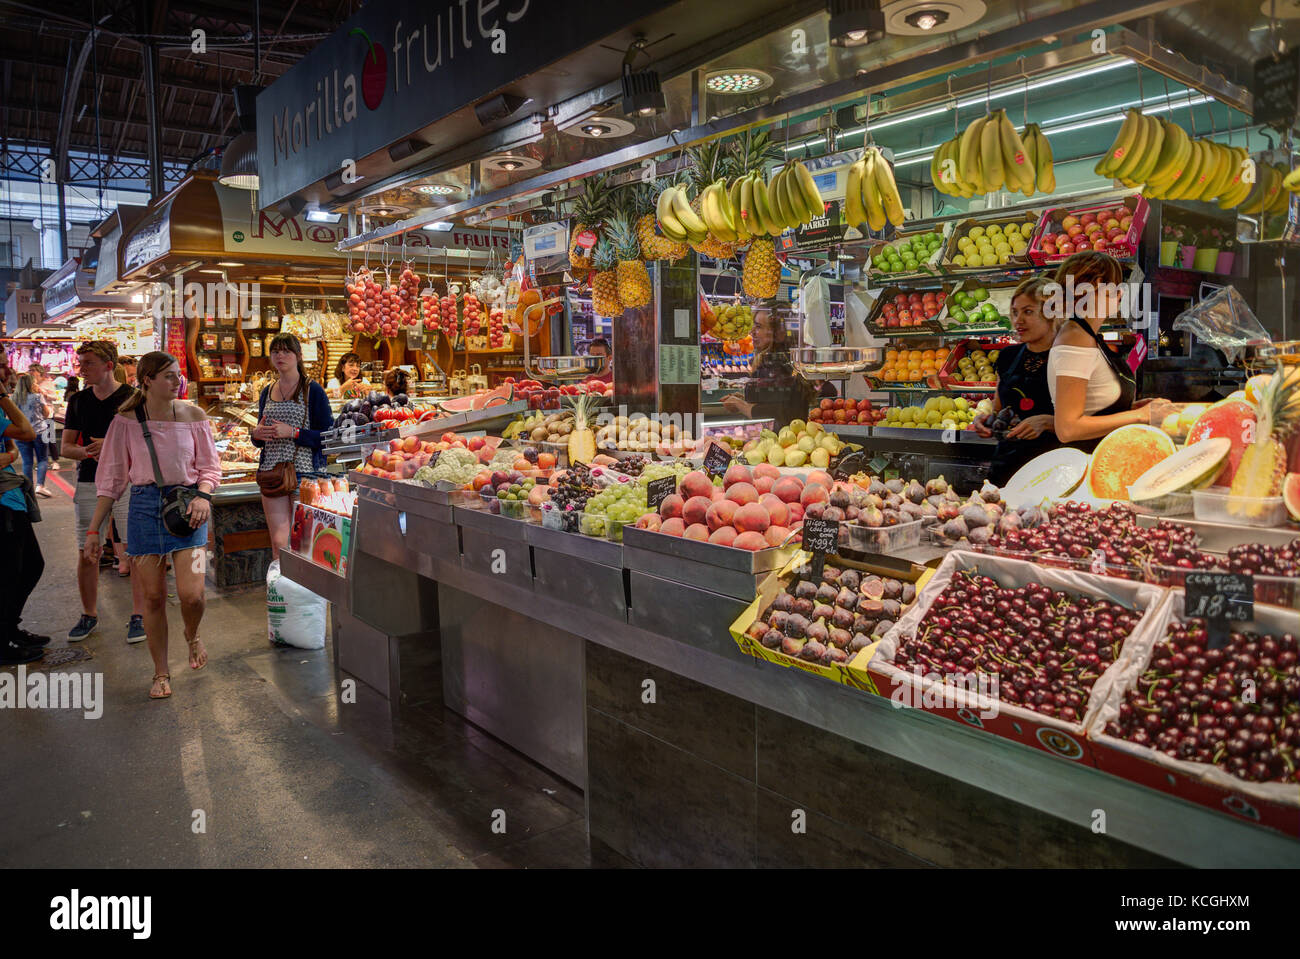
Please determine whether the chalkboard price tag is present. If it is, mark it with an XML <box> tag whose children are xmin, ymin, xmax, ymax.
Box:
<box><xmin>801</xmin><ymin>516</ymin><xmax>840</xmax><ymax>580</ymax></box>
<box><xmin>702</xmin><ymin>442</ymin><xmax>733</xmax><ymax>476</ymax></box>
<box><xmin>1185</xmin><ymin>571</ymin><xmax>1254</xmax><ymax>649</ymax></box>
<box><xmin>1254</xmin><ymin>49</ymin><xmax>1300</xmax><ymax>130</ymax></box>
<box><xmin>646</xmin><ymin>475</ymin><xmax>677</xmax><ymax>511</ymax></box>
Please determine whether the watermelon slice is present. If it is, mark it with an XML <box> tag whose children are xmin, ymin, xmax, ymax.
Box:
<box><xmin>1285</xmin><ymin>473</ymin><xmax>1300</xmax><ymax>523</ymax></box>
<box><xmin>1184</xmin><ymin>399</ymin><xmax>1257</xmax><ymax>486</ymax></box>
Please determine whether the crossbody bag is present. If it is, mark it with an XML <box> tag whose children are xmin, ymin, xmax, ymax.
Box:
<box><xmin>255</xmin><ymin>386</ymin><xmax>310</xmax><ymax>498</ymax></box>
<box><xmin>135</xmin><ymin>406</ymin><xmax>199</xmax><ymax>537</ymax></box>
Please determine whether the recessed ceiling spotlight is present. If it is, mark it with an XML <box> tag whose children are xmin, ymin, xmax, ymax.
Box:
<box><xmin>828</xmin><ymin>0</ymin><xmax>886</xmax><ymax>46</ymax></box>
<box><xmin>412</xmin><ymin>184</ymin><xmax>456</xmax><ymax>195</ymax></box>
<box><xmin>562</xmin><ymin>116</ymin><xmax>637</xmax><ymax>139</ymax></box>
<box><xmin>904</xmin><ymin>8</ymin><xmax>948</xmax><ymax>29</ymax></box>
<box><xmin>483</xmin><ymin>154</ymin><xmax>541</xmax><ymax>172</ymax></box>
<box><xmin>705</xmin><ymin>69</ymin><xmax>774</xmax><ymax>94</ymax></box>
<box><xmin>882</xmin><ymin>0</ymin><xmax>983</xmax><ymax>35</ymax></box>
<box><xmin>356</xmin><ymin>202</ymin><xmax>411</xmax><ymax>217</ymax></box>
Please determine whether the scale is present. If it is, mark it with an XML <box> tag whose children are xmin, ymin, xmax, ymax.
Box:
<box><xmin>522</xmin><ymin>291</ymin><xmax>607</xmax><ymax>382</ymax></box>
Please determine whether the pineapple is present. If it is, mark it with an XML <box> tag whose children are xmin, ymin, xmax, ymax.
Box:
<box><xmin>635</xmin><ymin>180</ymin><xmax>688</xmax><ymax>262</ymax></box>
<box><xmin>729</xmin><ymin>130</ymin><xmax>779</xmax><ymax>243</ymax></box>
<box><xmin>686</xmin><ymin>139</ymin><xmax>738</xmax><ymax>260</ymax></box>
<box><xmin>568</xmin><ymin>174</ymin><xmax>612</xmax><ymax>272</ymax></box>
<box><xmin>607</xmin><ymin>213</ymin><xmax>652</xmax><ymax>309</ymax></box>
<box><xmin>1229</xmin><ymin>361</ymin><xmax>1300</xmax><ymax>517</ymax></box>
<box><xmin>742</xmin><ymin>237</ymin><xmax>780</xmax><ymax>299</ymax></box>
<box><xmin>590</xmin><ymin>237</ymin><xmax>623</xmax><ymax>318</ymax></box>
<box><xmin>567</xmin><ymin>392</ymin><xmax>599</xmax><ymax>466</ymax></box>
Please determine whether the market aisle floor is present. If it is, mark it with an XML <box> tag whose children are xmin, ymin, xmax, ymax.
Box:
<box><xmin>2</xmin><ymin>477</ymin><xmax>628</xmax><ymax>868</ymax></box>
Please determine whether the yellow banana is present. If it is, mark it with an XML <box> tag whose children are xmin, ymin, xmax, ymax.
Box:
<box><xmin>1284</xmin><ymin>164</ymin><xmax>1300</xmax><ymax>192</ymax></box>
<box><xmin>738</xmin><ymin>175</ymin><xmax>760</xmax><ymax>237</ymax></box>
<box><xmin>959</xmin><ymin>115</ymin><xmax>988</xmax><ymax>191</ymax></box>
<box><xmin>1163</xmin><ymin>140</ymin><xmax>1205</xmax><ymax>200</ymax></box>
<box><xmin>1146</xmin><ymin>121</ymin><xmax>1191</xmax><ymax>187</ymax></box>
<box><xmin>979</xmin><ymin>113</ymin><xmax>1005</xmax><ymax>191</ymax></box>
<box><xmin>1019</xmin><ymin>125</ymin><xmax>1039</xmax><ymax>195</ymax></box>
<box><xmin>844</xmin><ymin>160</ymin><xmax>869</xmax><ymax>230</ymax></box>
<box><xmin>1033</xmin><ymin>126</ymin><xmax>1056</xmax><ymax>194</ymax></box>
<box><xmin>702</xmin><ymin>184</ymin><xmax>736</xmax><ymax>241</ymax></box>
<box><xmin>1114</xmin><ymin>113</ymin><xmax>1152</xmax><ymax>181</ymax></box>
<box><xmin>751</xmin><ymin>171</ymin><xmax>779</xmax><ymax>235</ymax></box>
<box><xmin>1264</xmin><ymin>164</ymin><xmax>1288</xmax><ymax>212</ymax></box>
<box><xmin>930</xmin><ymin>142</ymin><xmax>949</xmax><ymax>195</ymax></box>
<box><xmin>769</xmin><ymin>169</ymin><xmax>794</xmax><ymax>229</ymax></box>
<box><xmin>871</xmin><ymin>148</ymin><xmax>906</xmax><ymax>226</ymax></box>
<box><xmin>1214</xmin><ymin>149</ymin><xmax>1252</xmax><ymax>209</ymax></box>
<box><xmin>861</xmin><ymin>150</ymin><xmax>887</xmax><ymax>232</ymax></box>
<box><xmin>1201</xmin><ymin>142</ymin><xmax>1234</xmax><ymax>201</ymax></box>
<box><xmin>1130</xmin><ymin>117</ymin><xmax>1165</xmax><ymax>185</ymax></box>
<box><xmin>793</xmin><ymin>161</ymin><xmax>825</xmax><ymax>221</ymax></box>
<box><xmin>1097</xmin><ymin>109</ymin><xmax>1142</xmax><ymax>177</ymax></box>
<box><xmin>656</xmin><ymin>186</ymin><xmax>680</xmax><ymax>230</ymax></box>
<box><xmin>729</xmin><ymin>178</ymin><xmax>749</xmax><ymax>241</ymax></box>
<box><xmin>997</xmin><ymin>111</ymin><xmax>1033</xmax><ymax>192</ymax></box>
<box><xmin>670</xmin><ymin>187</ymin><xmax>708</xmax><ymax>240</ymax></box>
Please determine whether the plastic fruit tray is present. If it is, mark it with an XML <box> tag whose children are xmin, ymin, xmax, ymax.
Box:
<box><xmin>1191</xmin><ymin>487</ymin><xmax>1290</xmax><ymax>529</ymax></box>
<box><xmin>1088</xmin><ymin>592</ymin><xmax>1300</xmax><ymax>838</ymax></box>
<box><xmin>1027</xmin><ymin>194</ymin><xmax>1148</xmax><ymax>265</ymax></box>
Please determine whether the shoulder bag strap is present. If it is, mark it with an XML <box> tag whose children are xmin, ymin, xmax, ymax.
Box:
<box><xmin>134</xmin><ymin>406</ymin><xmax>169</xmax><ymax>488</ymax></box>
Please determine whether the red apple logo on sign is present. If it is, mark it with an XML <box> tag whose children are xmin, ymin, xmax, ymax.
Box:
<box><xmin>351</xmin><ymin>27</ymin><xmax>386</xmax><ymax>110</ymax></box>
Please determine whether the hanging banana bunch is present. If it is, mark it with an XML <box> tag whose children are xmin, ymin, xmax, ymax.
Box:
<box><xmin>844</xmin><ymin>147</ymin><xmax>905</xmax><ymax>231</ymax></box>
<box><xmin>930</xmin><ymin>110</ymin><xmax>1053</xmax><ymax>197</ymax></box>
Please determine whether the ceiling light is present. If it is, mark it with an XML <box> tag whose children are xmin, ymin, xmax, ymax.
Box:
<box><xmin>424</xmin><ymin>222</ymin><xmax>455</xmax><ymax>232</ymax></box>
<box><xmin>413</xmin><ymin>184</ymin><xmax>456</xmax><ymax>195</ymax></box>
<box><xmin>217</xmin><ymin>131</ymin><xmax>259</xmax><ymax>190</ymax></box>
<box><xmin>483</xmin><ymin>154</ymin><xmax>541</xmax><ymax>172</ymax></box>
<box><xmin>904</xmin><ymin>9</ymin><xmax>948</xmax><ymax>29</ymax></box>
<box><xmin>583</xmin><ymin>124</ymin><xmax>608</xmax><ymax>137</ymax></box>
<box><xmin>562</xmin><ymin>116</ymin><xmax>637</xmax><ymax>139</ymax></box>
<box><xmin>305</xmin><ymin>210</ymin><xmax>342</xmax><ymax>223</ymax></box>
<box><xmin>216</xmin><ymin>261</ymin><xmax>244</xmax><ymax>267</ymax></box>
<box><xmin>828</xmin><ymin>0</ymin><xmax>885</xmax><ymax>46</ymax></box>
<box><xmin>621</xmin><ymin>64</ymin><xmax>666</xmax><ymax>117</ymax></box>
<box><xmin>705</xmin><ymin>69</ymin><xmax>774</xmax><ymax>94</ymax></box>
<box><xmin>198</xmin><ymin>268</ymin><xmax>225</xmax><ymax>274</ymax></box>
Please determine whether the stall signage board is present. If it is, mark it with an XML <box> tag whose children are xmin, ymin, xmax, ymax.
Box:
<box><xmin>93</xmin><ymin>229</ymin><xmax>121</xmax><ymax>292</ymax></box>
<box><xmin>1254</xmin><ymin>49</ymin><xmax>1299</xmax><ymax>130</ymax></box>
<box><xmin>42</xmin><ymin>269</ymin><xmax>80</xmax><ymax>321</ymax></box>
<box><xmin>702</xmin><ymin>442</ymin><xmax>733</xmax><ymax>476</ymax></box>
<box><xmin>255</xmin><ymin>0</ymin><xmax>678</xmax><ymax>207</ymax></box>
<box><xmin>801</xmin><ymin>516</ymin><xmax>840</xmax><ymax>579</ymax></box>
<box><xmin>1185</xmin><ymin>571</ymin><xmax>1253</xmax><ymax>624</ymax></box>
<box><xmin>215</xmin><ymin>184</ymin><xmax>348</xmax><ymax>257</ymax></box>
<box><xmin>787</xmin><ymin>200</ymin><xmax>844</xmax><ymax>252</ymax></box>
<box><xmin>658</xmin><ymin>344</ymin><xmax>700</xmax><ymax>385</ymax></box>
<box><xmin>646</xmin><ymin>475</ymin><xmax>676</xmax><ymax>511</ymax></box>
<box><xmin>122</xmin><ymin>201</ymin><xmax>173</xmax><ymax>275</ymax></box>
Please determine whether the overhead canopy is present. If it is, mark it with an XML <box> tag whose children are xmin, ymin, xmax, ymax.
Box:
<box><xmin>90</xmin><ymin>205</ymin><xmax>150</xmax><ymax>295</ymax></box>
<box><xmin>41</xmin><ymin>253</ymin><xmax>138</xmax><ymax>323</ymax></box>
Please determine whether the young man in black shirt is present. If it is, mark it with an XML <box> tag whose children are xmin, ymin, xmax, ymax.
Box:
<box><xmin>61</xmin><ymin>341</ymin><xmax>145</xmax><ymax>643</ymax></box>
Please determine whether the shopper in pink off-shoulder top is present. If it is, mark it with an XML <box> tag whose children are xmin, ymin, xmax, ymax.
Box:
<box><xmin>84</xmin><ymin>352</ymin><xmax>219</xmax><ymax>700</ymax></box>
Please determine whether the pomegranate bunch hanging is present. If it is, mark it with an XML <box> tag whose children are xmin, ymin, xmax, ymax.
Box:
<box><xmin>345</xmin><ymin>268</ymin><xmax>382</xmax><ymax>335</ymax></box>
<box><xmin>462</xmin><ymin>293</ymin><xmax>482</xmax><ymax>337</ymax></box>
<box><xmin>396</xmin><ymin>266</ymin><xmax>421</xmax><ymax>327</ymax></box>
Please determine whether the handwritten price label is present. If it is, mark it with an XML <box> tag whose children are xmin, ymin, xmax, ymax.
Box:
<box><xmin>1185</xmin><ymin>571</ymin><xmax>1253</xmax><ymax>624</ymax></box>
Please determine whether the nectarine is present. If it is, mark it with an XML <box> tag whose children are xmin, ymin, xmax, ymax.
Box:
<box><xmin>764</xmin><ymin>525</ymin><xmax>791</xmax><ymax>547</ymax></box>
<box><xmin>772</xmin><ymin>477</ymin><xmax>805</xmax><ymax>503</ymax></box>
<box><xmin>759</xmin><ymin>493</ymin><xmax>788</xmax><ymax>527</ymax></box>
<box><xmin>706</xmin><ymin>499</ymin><xmax>739</xmax><ymax>532</ymax></box>
<box><xmin>733</xmin><ymin>531</ymin><xmax>768</xmax><ymax>551</ymax></box>
<box><xmin>708</xmin><ymin>526</ymin><xmax>739</xmax><ymax>547</ymax></box>
<box><xmin>682</xmin><ymin>495</ymin><xmax>713</xmax><ymax>527</ymax></box>
<box><xmin>660</xmin><ymin>517</ymin><xmax>685</xmax><ymax>537</ymax></box>
<box><xmin>734</xmin><ymin>502</ymin><xmax>771</xmax><ymax>534</ymax></box>
<box><xmin>679</xmin><ymin>470</ymin><xmax>713</xmax><ymax>500</ymax></box>
<box><xmin>724</xmin><ymin>482</ymin><xmax>759</xmax><ymax>506</ymax></box>
<box><xmin>753</xmin><ymin>462</ymin><xmax>781</xmax><ymax>481</ymax></box>
<box><xmin>800</xmin><ymin>482</ymin><xmax>829</xmax><ymax>507</ymax></box>
<box><xmin>658</xmin><ymin>494</ymin><xmax>684</xmax><ymax>519</ymax></box>
<box><xmin>807</xmin><ymin>470</ymin><xmax>834</xmax><ymax>490</ymax></box>
<box><xmin>683</xmin><ymin>523</ymin><xmax>710</xmax><ymax>541</ymax></box>
<box><xmin>723</xmin><ymin>463</ymin><xmax>754</xmax><ymax>489</ymax></box>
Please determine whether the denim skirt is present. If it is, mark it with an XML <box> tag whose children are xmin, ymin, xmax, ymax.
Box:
<box><xmin>126</xmin><ymin>483</ymin><xmax>210</xmax><ymax>556</ymax></box>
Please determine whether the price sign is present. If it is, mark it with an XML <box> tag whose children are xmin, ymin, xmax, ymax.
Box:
<box><xmin>801</xmin><ymin>516</ymin><xmax>840</xmax><ymax>580</ymax></box>
<box><xmin>702</xmin><ymin>442</ymin><xmax>733</xmax><ymax>476</ymax></box>
<box><xmin>1254</xmin><ymin>49</ymin><xmax>1300</xmax><ymax>130</ymax></box>
<box><xmin>646</xmin><ymin>475</ymin><xmax>677</xmax><ymax>512</ymax></box>
<box><xmin>1185</xmin><ymin>571</ymin><xmax>1254</xmax><ymax>649</ymax></box>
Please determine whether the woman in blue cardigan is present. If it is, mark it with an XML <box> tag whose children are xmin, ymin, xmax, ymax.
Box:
<box><xmin>251</xmin><ymin>333</ymin><xmax>334</xmax><ymax>553</ymax></box>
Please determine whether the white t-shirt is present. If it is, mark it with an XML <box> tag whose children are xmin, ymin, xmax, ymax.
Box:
<box><xmin>1048</xmin><ymin>344</ymin><xmax>1121</xmax><ymax>414</ymax></box>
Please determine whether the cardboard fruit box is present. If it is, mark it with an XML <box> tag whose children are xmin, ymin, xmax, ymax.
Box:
<box><xmin>866</xmin><ymin>283</ymin><xmax>950</xmax><ymax>337</ymax></box>
<box><xmin>729</xmin><ymin>550</ymin><xmax>934</xmax><ymax>693</ymax></box>
<box><xmin>1088</xmin><ymin>592</ymin><xmax>1300</xmax><ymax>838</ymax></box>
<box><xmin>937</xmin><ymin>338</ymin><xmax>1010</xmax><ymax>390</ymax></box>
<box><xmin>867</xmin><ymin>550</ymin><xmax>1171</xmax><ymax>765</ymax></box>
<box><xmin>936</xmin><ymin>277</ymin><xmax>1020</xmax><ymax>333</ymax></box>
<box><xmin>939</xmin><ymin>212</ymin><xmax>1041</xmax><ymax>273</ymax></box>
<box><xmin>1027</xmin><ymin>194</ymin><xmax>1149</xmax><ymax>265</ymax></box>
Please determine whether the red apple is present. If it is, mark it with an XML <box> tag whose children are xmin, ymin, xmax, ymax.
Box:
<box><xmin>1092</xmin><ymin>238</ymin><xmax>1108</xmax><ymax>251</ymax></box>
<box><xmin>1061</xmin><ymin>215</ymin><xmax>1079</xmax><ymax>230</ymax></box>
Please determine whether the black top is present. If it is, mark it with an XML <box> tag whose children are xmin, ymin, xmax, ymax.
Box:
<box><xmin>743</xmin><ymin>350</ymin><xmax>815</xmax><ymax>426</ymax></box>
<box><xmin>994</xmin><ymin>344</ymin><xmax>1053</xmax><ymax>417</ymax></box>
<box><xmin>64</xmin><ymin>384</ymin><xmax>134</xmax><ymax>483</ymax></box>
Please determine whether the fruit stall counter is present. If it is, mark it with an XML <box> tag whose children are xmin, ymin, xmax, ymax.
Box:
<box><xmin>329</xmin><ymin>479</ymin><xmax>1300</xmax><ymax>868</ymax></box>
<box><xmin>208</xmin><ymin>482</ymin><xmax>277</xmax><ymax>589</ymax></box>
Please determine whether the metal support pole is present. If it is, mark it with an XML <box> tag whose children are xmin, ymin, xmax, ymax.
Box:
<box><xmin>56</xmin><ymin>181</ymin><xmax>67</xmax><ymax>261</ymax></box>
<box><xmin>142</xmin><ymin>40</ymin><xmax>164</xmax><ymax>198</ymax></box>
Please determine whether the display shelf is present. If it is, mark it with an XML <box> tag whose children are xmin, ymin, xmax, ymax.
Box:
<box><xmin>883</xmin><ymin>325</ymin><xmax>1011</xmax><ymax>340</ymax></box>
<box><xmin>877</xmin><ymin>384</ymin><xmax>996</xmax><ymax>394</ymax></box>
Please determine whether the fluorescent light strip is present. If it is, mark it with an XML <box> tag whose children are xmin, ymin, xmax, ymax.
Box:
<box><xmin>893</xmin><ymin>93</ymin><xmax>1212</xmax><ymax>168</ymax></box>
<box><xmin>790</xmin><ymin>59</ymin><xmax>1132</xmax><ymax>150</ymax></box>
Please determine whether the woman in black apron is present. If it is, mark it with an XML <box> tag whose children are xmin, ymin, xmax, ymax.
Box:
<box><xmin>1048</xmin><ymin>252</ymin><xmax>1172</xmax><ymax>452</ymax></box>
<box><xmin>976</xmin><ymin>277</ymin><xmax>1059</xmax><ymax>486</ymax></box>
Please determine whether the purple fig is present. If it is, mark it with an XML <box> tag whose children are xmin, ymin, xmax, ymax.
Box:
<box><xmin>781</xmin><ymin>635</ymin><xmax>805</xmax><ymax>657</ymax></box>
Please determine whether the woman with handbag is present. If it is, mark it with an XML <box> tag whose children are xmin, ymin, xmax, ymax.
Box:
<box><xmin>251</xmin><ymin>333</ymin><xmax>333</xmax><ymax>554</ymax></box>
<box><xmin>83</xmin><ymin>352</ymin><xmax>220</xmax><ymax>700</ymax></box>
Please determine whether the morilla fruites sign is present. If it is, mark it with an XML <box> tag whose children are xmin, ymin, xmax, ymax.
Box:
<box><xmin>256</xmin><ymin>0</ymin><xmax>674</xmax><ymax>208</ymax></box>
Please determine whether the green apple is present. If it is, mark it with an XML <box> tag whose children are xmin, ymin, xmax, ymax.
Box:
<box><xmin>788</xmin><ymin>419</ymin><xmax>807</xmax><ymax>434</ymax></box>
<box><xmin>767</xmin><ymin>445</ymin><xmax>786</xmax><ymax>467</ymax></box>
<box><xmin>777</xmin><ymin>427</ymin><xmax>796</xmax><ymax>446</ymax></box>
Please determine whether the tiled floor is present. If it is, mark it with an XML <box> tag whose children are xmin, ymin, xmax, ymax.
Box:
<box><xmin>2</xmin><ymin>481</ymin><xmax>630</xmax><ymax>868</ymax></box>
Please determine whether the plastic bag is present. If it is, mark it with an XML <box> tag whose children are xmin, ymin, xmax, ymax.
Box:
<box><xmin>1171</xmin><ymin>285</ymin><xmax>1271</xmax><ymax>363</ymax></box>
<box><xmin>266</xmin><ymin>559</ymin><xmax>327</xmax><ymax>649</ymax></box>
<box><xmin>800</xmin><ymin>274</ymin><xmax>832</xmax><ymax>347</ymax></box>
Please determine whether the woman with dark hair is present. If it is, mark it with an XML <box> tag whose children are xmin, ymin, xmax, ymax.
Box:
<box><xmin>383</xmin><ymin>368</ymin><xmax>410</xmax><ymax>399</ymax></box>
<box><xmin>327</xmin><ymin>352</ymin><xmax>365</xmax><ymax>396</ymax></box>
<box><xmin>719</xmin><ymin>307</ymin><xmax>816</xmax><ymax>426</ymax></box>
<box><xmin>63</xmin><ymin>376</ymin><xmax>80</xmax><ymax>404</ymax></box>
<box><xmin>84</xmin><ymin>351</ymin><xmax>220</xmax><ymax>699</ymax></box>
<box><xmin>251</xmin><ymin>333</ymin><xmax>334</xmax><ymax>554</ymax></box>
<box><xmin>1048</xmin><ymin>251</ymin><xmax>1172</xmax><ymax>449</ymax></box>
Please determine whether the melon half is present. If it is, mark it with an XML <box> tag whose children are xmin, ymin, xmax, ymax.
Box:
<box><xmin>1184</xmin><ymin>399</ymin><xmax>1258</xmax><ymax>486</ymax></box>
<box><xmin>1085</xmin><ymin>425</ymin><xmax>1177</xmax><ymax>501</ymax></box>
<box><xmin>1285</xmin><ymin>473</ymin><xmax>1300</xmax><ymax>523</ymax></box>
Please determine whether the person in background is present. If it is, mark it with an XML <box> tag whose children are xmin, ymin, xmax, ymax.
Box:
<box><xmin>63</xmin><ymin>375</ymin><xmax>80</xmax><ymax>404</ymax></box>
<box><xmin>327</xmin><ymin>352</ymin><xmax>366</xmax><ymax>396</ymax></box>
<box><xmin>0</xmin><ymin>355</ymin><xmax>16</xmax><ymax>394</ymax></box>
<box><xmin>12</xmin><ymin>373</ymin><xmax>51</xmax><ymax>497</ymax></box>
<box><xmin>0</xmin><ymin>376</ymin><xmax>47</xmax><ymax>663</ymax></box>
<box><xmin>720</xmin><ymin>307</ymin><xmax>815</xmax><ymax>425</ymax></box>
<box><xmin>1048</xmin><ymin>251</ymin><xmax>1173</xmax><ymax>450</ymax></box>
<box><xmin>30</xmin><ymin>365</ymin><xmax>61</xmax><ymax>471</ymax></box>
<box><xmin>251</xmin><ymin>333</ymin><xmax>334</xmax><ymax>554</ymax></box>
<box><xmin>62</xmin><ymin>341</ymin><xmax>146</xmax><ymax>643</ymax></box>
<box><xmin>382</xmin><ymin>368</ymin><xmax>410</xmax><ymax>400</ymax></box>
<box><xmin>85</xmin><ymin>352</ymin><xmax>219</xmax><ymax>699</ymax></box>
<box><xmin>583</xmin><ymin>338</ymin><xmax>614</xmax><ymax>388</ymax></box>
<box><xmin>974</xmin><ymin>276</ymin><xmax>1060</xmax><ymax>486</ymax></box>
<box><xmin>120</xmin><ymin>356</ymin><xmax>138</xmax><ymax>387</ymax></box>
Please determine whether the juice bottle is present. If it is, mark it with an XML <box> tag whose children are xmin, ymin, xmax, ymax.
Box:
<box><xmin>299</xmin><ymin>478</ymin><xmax>317</xmax><ymax>505</ymax></box>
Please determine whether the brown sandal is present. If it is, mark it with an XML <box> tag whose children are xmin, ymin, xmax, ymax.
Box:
<box><xmin>186</xmin><ymin>635</ymin><xmax>207</xmax><ymax>671</ymax></box>
<box><xmin>150</xmin><ymin>674</ymin><xmax>172</xmax><ymax>699</ymax></box>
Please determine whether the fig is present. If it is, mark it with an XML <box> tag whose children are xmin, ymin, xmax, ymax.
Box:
<box><xmin>846</xmin><ymin>505</ymin><xmax>860</xmax><ymax>521</ymax></box>
<box><xmin>902</xmin><ymin>583</ymin><xmax>916</xmax><ymax>604</ymax></box>
<box><xmin>805</xmin><ymin>621</ymin><xmax>829</xmax><ymax>644</ymax></box>
<box><xmin>868</xmin><ymin>479</ymin><xmax>887</xmax><ymax>497</ymax></box>
<box><xmin>884</xmin><ymin>493</ymin><xmax>903</xmax><ymax>509</ymax></box>
<box><xmin>836</xmin><ymin>587</ymin><xmax>858</xmax><ymax>609</ymax></box>
<box><xmin>938</xmin><ymin>503</ymin><xmax>961</xmax><ymax>521</ymax></box>
<box><xmin>849</xmin><ymin>632</ymin><xmax>873</xmax><ymax>653</ymax></box>
<box><xmin>849</xmin><ymin>488</ymin><xmax>870</xmax><ymax>509</ymax></box>
<box><xmin>968</xmin><ymin>526</ymin><xmax>993</xmax><ymax>545</ymax></box>
<box><xmin>919</xmin><ymin>500</ymin><xmax>938</xmax><ymax>517</ymax></box>
<box><xmin>829</xmin><ymin>488</ymin><xmax>851</xmax><ymax>509</ymax></box>
<box><xmin>813</xmin><ymin>602</ymin><xmax>836</xmax><ymax>622</ymax></box>
<box><xmin>960</xmin><ymin>504</ymin><xmax>991</xmax><ymax>528</ymax></box>
<box><xmin>866</xmin><ymin>493</ymin><xmax>885</xmax><ymax>510</ymax></box>
<box><xmin>831</xmin><ymin>607</ymin><xmax>856</xmax><ymax>631</ymax></box>
<box><xmin>816</xmin><ymin>582</ymin><xmax>839</xmax><ymax>604</ymax></box>
<box><xmin>794</xmin><ymin>580</ymin><xmax>819</xmax><ymax>600</ymax></box>
<box><xmin>799</xmin><ymin>640</ymin><xmax>827</xmax><ymax>662</ymax></box>
<box><xmin>859</xmin><ymin>598</ymin><xmax>885</xmax><ymax>615</ymax></box>
<box><xmin>785</xmin><ymin>613</ymin><xmax>810</xmax><ymax>638</ymax></box>
<box><xmin>881</xmin><ymin>578</ymin><xmax>903</xmax><ymax>600</ymax></box>
<box><xmin>942</xmin><ymin>516</ymin><xmax>969</xmax><ymax>540</ymax></box>
<box><xmin>871</xmin><ymin>620</ymin><xmax>892</xmax><ymax>638</ymax></box>
<box><xmin>762</xmin><ymin>629</ymin><xmax>784</xmax><ymax>650</ymax></box>
<box><xmin>781</xmin><ymin>635</ymin><xmax>805</xmax><ymax>657</ymax></box>
<box><xmin>821</xmin><ymin>565</ymin><xmax>841</xmax><ymax>584</ymax></box>
<box><xmin>926</xmin><ymin>475</ymin><xmax>949</xmax><ymax>496</ymax></box>
<box><xmin>905</xmin><ymin>480</ymin><xmax>926</xmax><ymax>504</ymax></box>
<box><xmin>882</xmin><ymin>509</ymin><xmax>902</xmax><ymax>526</ymax></box>
<box><xmin>772</xmin><ymin>592</ymin><xmax>796</xmax><ymax>612</ymax></box>
<box><xmin>792</xmin><ymin>597</ymin><xmax>815</xmax><ymax>617</ymax></box>
<box><xmin>747</xmin><ymin>622</ymin><xmax>770</xmax><ymax>641</ymax></box>
<box><xmin>828</xmin><ymin>627</ymin><xmax>852</xmax><ymax>650</ymax></box>
<box><xmin>885</xmin><ymin>478</ymin><xmax>905</xmax><ymax>495</ymax></box>
<box><xmin>838</xmin><ymin>569</ymin><xmax>861</xmax><ymax>591</ymax></box>
<box><xmin>860</xmin><ymin>505</ymin><xmax>884</xmax><ymax>528</ymax></box>
<box><xmin>862</xmin><ymin>577</ymin><xmax>884</xmax><ymax>599</ymax></box>
<box><xmin>980</xmin><ymin>480</ymin><xmax>1001</xmax><ymax>503</ymax></box>
<box><xmin>853</xmin><ymin>614</ymin><xmax>877</xmax><ymax>634</ymax></box>
<box><xmin>900</xmin><ymin>501</ymin><xmax>925</xmax><ymax>521</ymax></box>
<box><xmin>881</xmin><ymin>598</ymin><xmax>901</xmax><ymax>619</ymax></box>
<box><xmin>997</xmin><ymin>510</ymin><xmax>1023</xmax><ymax>533</ymax></box>
<box><xmin>822</xmin><ymin>506</ymin><xmax>845</xmax><ymax>523</ymax></box>
<box><xmin>804</xmin><ymin>502</ymin><xmax>826</xmax><ymax>520</ymax></box>
<box><xmin>824</xmin><ymin>646</ymin><xmax>849</xmax><ymax>664</ymax></box>
<box><xmin>767</xmin><ymin>610</ymin><xmax>790</xmax><ymax>632</ymax></box>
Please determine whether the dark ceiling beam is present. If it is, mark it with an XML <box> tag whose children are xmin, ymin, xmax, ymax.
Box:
<box><xmin>55</xmin><ymin>30</ymin><xmax>98</xmax><ymax>180</ymax></box>
<box><xmin>19</xmin><ymin>98</ymin><xmax>225</xmax><ymax>138</ymax></box>
<box><xmin>166</xmin><ymin>0</ymin><xmax>336</xmax><ymax>33</ymax></box>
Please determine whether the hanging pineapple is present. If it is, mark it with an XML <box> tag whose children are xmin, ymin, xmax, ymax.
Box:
<box><xmin>635</xmin><ymin>180</ymin><xmax>689</xmax><ymax>262</ymax></box>
<box><xmin>590</xmin><ymin>237</ymin><xmax>623</xmax><ymax>318</ymax></box>
<box><xmin>568</xmin><ymin>174</ymin><xmax>612</xmax><ymax>272</ymax></box>
<box><xmin>686</xmin><ymin>139</ymin><xmax>738</xmax><ymax>260</ymax></box>
<box><xmin>606</xmin><ymin>213</ymin><xmax>652</xmax><ymax>309</ymax></box>
<box><xmin>1228</xmin><ymin>361</ymin><xmax>1300</xmax><ymax>517</ymax></box>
